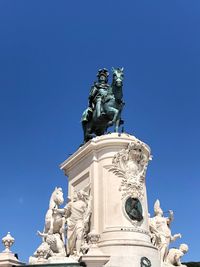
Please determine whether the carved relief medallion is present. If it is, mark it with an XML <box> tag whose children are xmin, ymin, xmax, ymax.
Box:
<box><xmin>109</xmin><ymin>141</ymin><xmax>152</xmax><ymax>199</ymax></box>
<box><xmin>125</xmin><ymin>197</ymin><xmax>143</xmax><ymax>222</ymax></box>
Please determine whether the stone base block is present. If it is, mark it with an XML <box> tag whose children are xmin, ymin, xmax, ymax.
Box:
<box><xmin>0</xmin><ymin>252</ymin><xmax>25</xmax><ymax>267</ymax></box>
<box><xmin>102</xmin><ymin>244</ymin><xmax>161</xmax><ymax>267</ymax></box>
<box><xmin>81</xmin><ymin>255</ymin><xmax>110</xmax><ymax>267</ymax></box>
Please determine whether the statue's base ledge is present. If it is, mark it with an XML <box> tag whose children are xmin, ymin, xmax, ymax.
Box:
<box><xmin>81</xmin><ymin>254</ymin><xmax>110</xmax><ymax>267</ymax></box>
<box><xmin>96</xmin><ymin>244</ymin><xmax>160</xmax><ymax>267</ymax></box>
<box><xmin>103</xmin><ymin>255</ymin><xmax>161</xmax><ymax>267</ymax></box>
<box><xmin>60</xmin><ymin>132</ymin><xmax>151</xmax><ymax>172</ymax></box>
<box><xmin>28</xmin><ymin>256</ymin><xmax>80</xmax><ymax>266</ymax></box>
<box><xmin>162</xmin><ymin>262</ymin><xmax>187</xmax><ymax>267</ymax></box>
<box><xmin>48</xmin><ymin>257</ymin><xmax>78</xmax><ymax>264</ymax></box>
<box><xmin>0</xmin><ymin>252</ymin><xmax>25</xmax><ymax>267</ymax></box>
<box><xmin>80</xmin><ymin>244</ymin><xmax>161</xmax><ymax>267</ymax></box>
<box><xmin>26</xmin><ymin>262</ymin><xmax>80</xmax><ymax>267</ymax></box>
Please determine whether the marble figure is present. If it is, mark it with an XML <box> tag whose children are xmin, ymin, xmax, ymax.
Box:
<box><xmin>149</xmin><ymin>200</ymin><xmax>181</xmax><ymax>262</ymax></box>
<box><xmin>64</xmin><ymin>188</ymin><xmax>92</xmax><ymax>258</ymax></box>
<box><xmin>165</xmin><ymin>244</ymin><xmax>189</xmax><ymax>266</ymax></box>
<box><xmin>44</xmin><ymin>187</ymin><xmax>65</xmax><ymax>242</ymax></box>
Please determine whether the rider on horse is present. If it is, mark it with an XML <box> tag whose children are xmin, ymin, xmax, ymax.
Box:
<box><xmin>81</xmin><ymin>67</ymin><xmax>124</xmax><ymax>143</ymax></box>
<box><xmin>82</xmin><ymin>68</ymin><xmax>110</xmax><ymax>123</ymax></box>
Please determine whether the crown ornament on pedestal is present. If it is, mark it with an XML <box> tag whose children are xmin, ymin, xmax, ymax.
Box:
<box><xmin>2</xmin><ymin>232</ymin><xmax>15</xmax><ymax>253</ymax></box>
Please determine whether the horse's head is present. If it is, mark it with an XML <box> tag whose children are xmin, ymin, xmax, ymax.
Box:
<box><xmin>51</xmin><ymin>187</ymin><xmax>64</xmax><ymax>206</ymax></box>
<box><xmin>112</xmin><ymin>67</ymin><xmax>124</xmax><ymax>87</ymax></box>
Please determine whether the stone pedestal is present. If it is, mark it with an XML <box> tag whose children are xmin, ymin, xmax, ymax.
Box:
<box><xmin>0</xmin><ymin>232</ymin><xmax>24</xmax><ymax>267</ymax></box>
<box><xmin>60</xmin><ymin>133</ymin><xmax>160</xmax><ymax>267</ymax></box>
<box><xmin>0</xmin><ymin>252</ymin><xmax>24</xmax><ymax>267</ymax></box>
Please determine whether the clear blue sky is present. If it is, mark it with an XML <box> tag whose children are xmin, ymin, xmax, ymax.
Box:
<box><xmin>0</xmin><ymin>0</ymin><xmax>199</xmax><ymax>263</ymax></box>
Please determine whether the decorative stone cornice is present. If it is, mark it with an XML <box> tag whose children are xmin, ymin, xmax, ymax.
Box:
<box><xmin>60</xmin><ymin>133</ymin><xmax>150</xmax><ymax>175</ymax></box>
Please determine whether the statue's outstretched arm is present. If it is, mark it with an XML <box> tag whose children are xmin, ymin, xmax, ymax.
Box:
<box><xmin>171</xmin><ymin>233</ymin><xmax>182</xmax><ymax>241</ymax></box>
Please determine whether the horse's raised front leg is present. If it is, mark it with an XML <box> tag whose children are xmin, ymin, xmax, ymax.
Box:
<box><xmin>114</xmin><ymin>109</ymin><xmax>123</xmax><ymax>132</ymax></box>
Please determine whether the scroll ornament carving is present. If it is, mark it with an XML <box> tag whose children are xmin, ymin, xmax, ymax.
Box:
<box><xmin>109</xmin><ymin>142</ymin><xmax>152</xmax><ymax>199</ymax></box>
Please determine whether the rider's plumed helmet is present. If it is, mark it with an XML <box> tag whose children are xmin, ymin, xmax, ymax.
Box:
<box><xmin>97</xmin><ymin>68</ymin><xmax>109</xmax><ymax>82</ymax></box>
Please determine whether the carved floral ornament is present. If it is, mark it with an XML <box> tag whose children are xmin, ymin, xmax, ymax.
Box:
<box><xmin>109</xmin><ymin>141</ymin><xmax>152</xmax><ymax>199</ymax></box>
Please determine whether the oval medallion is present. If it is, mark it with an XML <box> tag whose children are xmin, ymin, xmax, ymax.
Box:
<box><xmin>125</xmin><ymin>197</ymin><xmax>143</xmax><ymax>222</ymax></box>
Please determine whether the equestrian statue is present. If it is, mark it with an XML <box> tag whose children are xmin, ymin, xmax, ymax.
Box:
<box><xmin>81</xmin><ymin>67</ymin><xmax>125</xmax><ymax>143</ymax></box>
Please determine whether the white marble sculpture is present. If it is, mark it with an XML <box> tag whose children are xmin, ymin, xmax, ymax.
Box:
<box><xmin>149</xmin><ymin>200</ymin><xmax>181</xmax><ymax>263</ymax></box>
<box><xmin>63</xmin><ymin>186</ymin><xmax>92</xmax><ymax>259</ymax></box>
<box><xmin>29</xmin><ymin>185</ymin><xmax>92</xmax><ymax>263</ymax></box>
<box><xmin>29</xmin><ymin>187</ymin><xmax>67</xmax><ymax>264</ymax></box>
<box><xmin>2</xmin><ymin>232</ymin><xmax>15</xmax><ymax>253</ymax></box>
<box><xmin>53</xmin><ymin>184</ymin><xmax>92</xmax><ymax>258</ymax></box>
<box><xmin>38</xmin><ymin>231</ymin><xmax>66</xmax><ymax>257</ymax></box>
<box><xmin>165</xmin><ymin>244</ymin><xmax>189</xmax><ymax>266</ymax></box>
<box><xmin>109</xmin><ymin>141</ymin><xmax>152</xmax><ymax>199</ymax></box>
<box><xmin>29</xmin><ymin>241</ymin><xmax>51</xmax><ymax>264</ymax></box>
<box><xmin>29</xmin><ymin>187</ymin><xmax>65</xmax><ymax>263</ymax></box>
<box><xmin>44</xmin><ymin>187</ymin><xmax>65</xmax><ymax>241</ymax></box>
<box><xmin>0</xmin><ymin>232</ymin><xmax>24</xmax><ymax>267</ymax></box>
<box><xmin>29</xmin><ymin>232</ymin><xmax>67</xmax><ymax>264</ymax></box>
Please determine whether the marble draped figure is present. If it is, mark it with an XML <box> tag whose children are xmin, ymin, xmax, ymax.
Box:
<box><xmin>63</xmin><ymin>189</ymin><xmax>92</xmax><ymax>256</ymax></box>
<box><xmin>149</xmin><ymin>200</ymin><xmax>188</xmax><ymax>266</ymax></box>
<box><xmin>29</xmin><ymin>186</ymin><xmax>92</xmax><ymax>263</ymax></box>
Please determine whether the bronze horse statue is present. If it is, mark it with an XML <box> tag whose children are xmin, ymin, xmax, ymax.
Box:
<box><xmin>82</xmin><ymin>67</ymin><xmax>124</xmax><ymax>143</ymax></box>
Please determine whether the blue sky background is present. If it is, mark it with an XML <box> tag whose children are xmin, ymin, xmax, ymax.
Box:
<box><xmin>0</xmin><ymin>0</ymin><xmax>199</xmax><ymax>263</ymax></box>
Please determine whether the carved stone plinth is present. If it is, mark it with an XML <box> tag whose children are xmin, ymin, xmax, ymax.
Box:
<box><xmin>0</xmin><ymin>252</ymin><xmax>24</xmax><ymax>267</ymax></box>
<box><xmin>60</xmin><ymin>133</ymin><xmax>160</xmax><ymax>267</ymax></box>
<box><xmin>81</xmin><ymin>230</ymin><xmax>110</xmax><ymax>267</ymax></box>
<box><xmin>0</xmin><ymin>232</ymin><xmax>24</xmax><ymax>267</ymax></box>
<box><xmin>81</xmin><ymin>255</ymin><xmax>110</xmax><ymax>267</ymax></box>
